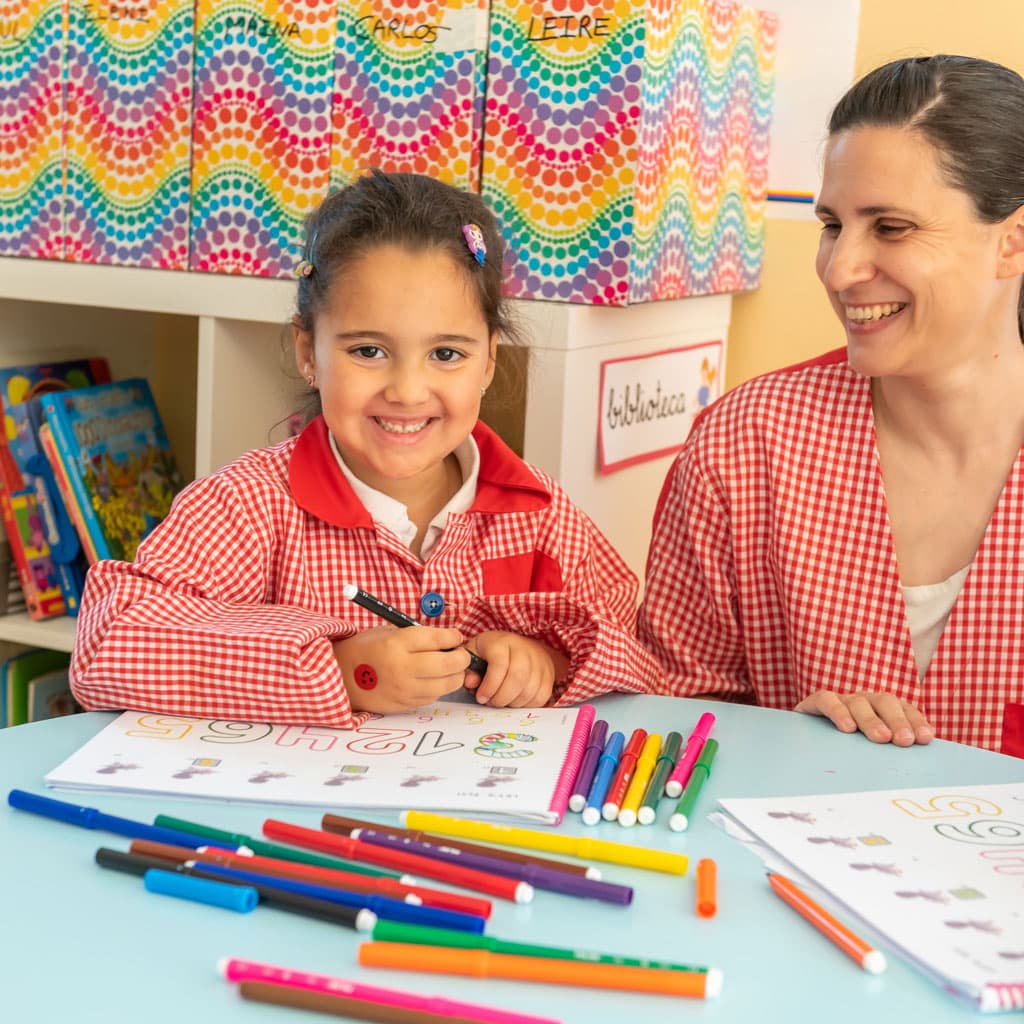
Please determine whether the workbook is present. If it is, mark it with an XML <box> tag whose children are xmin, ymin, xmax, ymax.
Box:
<box><xmin>717</xmin><ymin>782</ymin><xmax>1024</xmax><ymax>1013</ymax></box>
<box><xmin>44</xmin><ymin>703</ymin><xmax>595</xmax><ymax>824</ymax></box>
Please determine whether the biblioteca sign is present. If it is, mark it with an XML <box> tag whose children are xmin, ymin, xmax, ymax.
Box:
<box><xmin>598</xmin><ymin>340</ymin><xmax>724</xmax><ymax>474</ymax></box>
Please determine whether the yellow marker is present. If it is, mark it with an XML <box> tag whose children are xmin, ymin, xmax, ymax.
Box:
<box><xmin>401</xmin><ymin>810</ymin><xmax>689</xmax><ymax>876</ymax></box>
<box><xmin>616</xmin><ymin>733</ymin><xmax>662</xmax><ymax>828</ymax></box>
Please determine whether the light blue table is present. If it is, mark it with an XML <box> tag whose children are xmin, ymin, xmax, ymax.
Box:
<box><xmin>3</xmin><ymin>695</ymin><xmax>1023</xmax><ymax>1023</ymax></box>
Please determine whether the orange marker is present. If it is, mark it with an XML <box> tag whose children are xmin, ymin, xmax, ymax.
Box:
<box><xmin>767</xmin><ymin>873</ymin><xmax>886</xmax><ymax>974</ymax></box>
<box><xmin>358</xmin><ymin>942</ymin><xmax>723</xmax><ymax>999</ymax></box>
<box><xmin>695</xmin><ymin>858</ymin><xmax>717</xmax><ymax>918</ymax></box>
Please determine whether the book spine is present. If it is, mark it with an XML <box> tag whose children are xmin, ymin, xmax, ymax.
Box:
<box><xmin>42</xmin><ymin>400</ymin><xmax>112</xmax><ymax>561</ymax></box>
<box><xmin>546</xmin><ymin>703</ymin><xmax>597</xmax><ymax>825</ymax></box>
<box><xmin>981</xmin><ymin>983</ymin><xmax>1024</xmax><ymax>1012</ymax></box>
<box><xmin>38</xmin><ymin>423</ymin><xmax>101</xmax><ymax>566</ymax></box>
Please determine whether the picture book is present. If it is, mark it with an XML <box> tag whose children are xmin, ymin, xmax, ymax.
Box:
<box><xmin>44</xmin><ymin>703</ymin><xmax>597</xmax><ymax>824</ymax></box>
<box><xmin>717</xmin><ymin>783</ymin><xmax>1024</xmax><ymax>1013</ymax></box>
<box><xmin>0</xmin><ymin>357</ymin><xmax>111</xmax><ymax>615</ymax></box>
<box><xmin>41</xmin><ymin>379</ymin><xmax>185</xmax><ymax>563</ymax></box>
<box><xmin>26</xmin><ymin>668</ymin><xmax>81</xmax><ymax>723</ymax></box>
<box><xmin>2</xmin><ymin>648</ymin><xmax>72</xmax><ymax>727</ymax></box>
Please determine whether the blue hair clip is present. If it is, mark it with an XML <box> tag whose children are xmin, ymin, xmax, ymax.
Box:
<box><xmin>462</xmin><ymin>223</ymin><xmax>486</xmax><ymax>266</ymax></box>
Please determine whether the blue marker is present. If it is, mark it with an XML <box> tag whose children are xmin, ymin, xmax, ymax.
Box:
<box><xmin>7</xmin><ymin>790</ymin><xmax>241</xmax><ymax>851</ymax></box>
<box><xmin>190</xmin><ymin>861</ymin><xmax>486</xmax><ymax>934</ymax></box>
<box><xmin>569</xmin><ymin>718</ymin><xmax>609</xmax><ymax>813</ymax></box>
<box><xmin>144</xmin><ymin>869</ymin><xmax>258</xmax><ymax>913</ymax></box>
<box><xmin>581</xmin><ymin>731</ymin><xmax>625</xmax><ymax>826</ymax></box>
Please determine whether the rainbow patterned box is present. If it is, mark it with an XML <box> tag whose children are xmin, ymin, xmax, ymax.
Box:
<box><xmin>189</xmin><ymin>0</ymin><xmax>335</xmax><ymax>277</ymax></box>
<box><xmin>63</xmin><ymin>0</ymin><xmax>194</xmax><ymax>267</ymax></box>
<box><xmin>0</xmin><ymin>0</ymin><xmax>65</xmax><ymax>259</ymax></box>
<box><xmin>330</xmin><ymin>0</ymin><xmax>489</xmax><ymax>192</ymax></box>
<box><xmin>481</xmin><ymin>0</ymin><xmax>778</xmax><ymax>305</ymax></box>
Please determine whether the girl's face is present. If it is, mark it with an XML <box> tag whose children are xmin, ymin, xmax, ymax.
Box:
<box><xmin>814</xmin><ymin>126</ymin><xmax>1018</xmax><ymax>380</ymax></box>
<box><xmin>294</xmin><ymin>244</ymin><xmax>496</xmax><ymax>501</ymax></box>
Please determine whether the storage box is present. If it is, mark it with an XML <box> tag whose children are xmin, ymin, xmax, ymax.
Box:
<box><xmin>481</xmin><ymin>0</ymin><xmax>778</xmax><ymax>305</ymax></box>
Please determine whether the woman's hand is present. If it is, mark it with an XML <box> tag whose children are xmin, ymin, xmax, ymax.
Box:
<box><xmin>462</xmin><ymin>632</ymin><xmax>568</xmax><ymax>708</ymax></box>
<box><xmin>795</xmin><ymin>690</ymin><xmax>935</xmax><ymax>746</ymax></box>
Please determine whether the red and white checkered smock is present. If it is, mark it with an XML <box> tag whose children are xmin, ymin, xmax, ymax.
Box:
<box><xmin>70</xmin><ymin>417</ymin><xmax>664</xmax><ymax>727</ymax></box>
<box><xmin>638</xmin><ymin>348</ymin><xmax>1024</xmax><ymax>755</ymax></box>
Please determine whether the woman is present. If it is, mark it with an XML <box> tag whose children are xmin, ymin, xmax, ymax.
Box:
<box><xmin>638</xmin><ymin>55</ymin><xmax>1024</xmax><ymax>755</ymax></box>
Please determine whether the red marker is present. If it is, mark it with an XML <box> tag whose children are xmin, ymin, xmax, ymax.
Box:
<box><xmin>601</xmin><ymin>728</ymin><xmax>647</xmax><ymax>822</ymax></box>
<box><xmin>262</xmin><ymin>819</ymin><xmax>533</xmax><ymax>904</ymax></box>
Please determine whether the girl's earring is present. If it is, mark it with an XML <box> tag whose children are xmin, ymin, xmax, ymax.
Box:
<box><xmin>307</xmin><ymin>375</ymin><xmax>317</xmax><ymax>389</ymax></box>
<box><xmin>480</xmin><ymin>387</ymin><xmax>487</xmax><ymax>397</ymax></box>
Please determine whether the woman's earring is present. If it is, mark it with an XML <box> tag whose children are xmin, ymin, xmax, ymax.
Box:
<box><xmin>307</xmin><ymin>375</ymin><xmax>316</xmax><ymax>388</ymax></box>
<box><xmin>480</xmin><ymin>387</ymin><xmax>487</xmax><ymax>397</ymax></box>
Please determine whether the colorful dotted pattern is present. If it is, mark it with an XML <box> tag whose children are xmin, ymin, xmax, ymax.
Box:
<box><xmin>331</xmin><ymin>0</ymin><xmax>488</xmax><ymax>192</ymax></box>
<box><xmin>481</xmin><ymin>0</ymin><xmax>776</xmax><ymax>305</ymax></box>
<box><xmin>62</xmin><ymin>0</ymin><xmax>194</xmax><ymax>268</ymax></box>
<box><xmin>0</xmin><ymin>0</ymin><xmax>65</xmax><ymax>258</ymax></box>
<box><xmin>188</xmin><ymin>0</ymin><xmax>335</xmax><ymax>277</ymax></box>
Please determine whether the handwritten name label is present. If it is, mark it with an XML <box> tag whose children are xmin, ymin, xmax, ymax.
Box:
<box><xmin>354</xmin><ymin>15</ymin><xmax>450</xmax><ymax>44</ymax></box>
<box><xmin>223</xmin><ymin>14</ymin><xmax>302</xmax><ymax>40</ymax></box>
<box><xmin>0</xmin><ymin>17</ymin><xmax>24</xmax><ymax>39</ymax></box>
<box><xmin>598</xmin><ymin>340</ymin><xmax>723</xmax><ymax>473</ymax></box>
<box><xmin>82</xmin><ymin>1</ymin><xmax>150</xmax><ymax>23</ymax></box>
<box><xmin>526</xmin><ymin>14</ymin><xmax>611</xmax><ymax>40</ymax></box>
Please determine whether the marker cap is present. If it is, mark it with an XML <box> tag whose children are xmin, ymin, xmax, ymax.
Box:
<box><xmin>143</xmin><ymin>868</ymin><xmax>258</xmax><ymax>913</ymax></box>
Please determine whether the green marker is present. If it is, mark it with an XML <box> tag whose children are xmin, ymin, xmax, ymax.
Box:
<box><xmin>637</xmin><ymin>731</ymin><xmax>683</xmax><ymax>825</ymax></box>
<box><xmin>153</xmin><ymin>814</ymin><xmax>398</xmax><ymax>878</ymax></box>
<box><xmin>371</xmin><ymin>920</ymin><xmax>710</xmax><ymax>974</ymax></box>
<box><xmin>668</xmin><ymin>738</ymin><xmax>719</xmax><ymax>833</ymax></box>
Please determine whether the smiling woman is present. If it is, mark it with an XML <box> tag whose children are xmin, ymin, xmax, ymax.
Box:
<box><xmin>638</xmin><ymin>55</ymin><xmax>1024</xmax><ymax>757</ymax></box>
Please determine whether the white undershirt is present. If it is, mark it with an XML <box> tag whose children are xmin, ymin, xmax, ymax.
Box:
<box><xmin>901</xmin><ymin>565</ymin><xmax>970</xmax><ymax>679</ymax></box>
<box><xmin>328</xmin><ymin>432</ymin><xmax>480</xmax><ymax>560</ymax></box>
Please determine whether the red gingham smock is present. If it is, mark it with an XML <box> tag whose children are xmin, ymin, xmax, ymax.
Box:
<box><xmin>70</xmin><ymin>417</ymin><xmax>664</xmax><ymax>727</ymax></box>
<box><xmin>638</xmin><ymin>348</ymin><xmax>1024</xmax><ymax>755</ymax></box>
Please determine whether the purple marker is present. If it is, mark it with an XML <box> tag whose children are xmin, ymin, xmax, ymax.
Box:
<box><xmin>665</xmin><ymin>712</ymin><xmax>716</xmax><ymax>798</ymax></box>
<box><xmin>352</xmin><ymin>829</ymin><xmax>633</xmax><ymax>905</ymax></box>
<box><xmin>569</xmin><ymin>718</ymin><xmax>609</xmax><ymax>813</ymax></box>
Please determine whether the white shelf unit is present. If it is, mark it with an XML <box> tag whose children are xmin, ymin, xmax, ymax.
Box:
<box><xmin>0</xmin><ymin>255</ymin><xmax>731</xmax><ymax>655</ymax></box>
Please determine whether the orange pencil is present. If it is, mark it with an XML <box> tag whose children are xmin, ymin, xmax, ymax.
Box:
<box><xmin>767</xmin><ymin>873</ymin><xmax>886</xmax><ymax>974</ymax></box>
<box><xmin>695</xmin><ymin>858</ymin><xmax>717</xmax><ymax>918</ymax></box>
<box><xmin>358</xmin><ymin>942</ymin><xmax>722</xmax><ymax>999</ymax></box>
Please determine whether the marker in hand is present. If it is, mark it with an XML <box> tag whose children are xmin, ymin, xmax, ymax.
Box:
<box><xmin>342</xmin><ymin>584</ymin><xmax>488</xmax><ymax>678</ymax></box>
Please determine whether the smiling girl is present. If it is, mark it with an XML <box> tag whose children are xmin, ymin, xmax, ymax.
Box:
<box><xmin>70</xmin><ymin>170</ymin><xmax>663</xmax><ymax>724</ymax></box>
<box><xmin>639</xmin><ymin>55</ymin><xmax>1024</xmax><ymax>755</ymax></box>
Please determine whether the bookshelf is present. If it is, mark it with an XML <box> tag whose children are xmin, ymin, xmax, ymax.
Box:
<box><xmin>0</xmin><ymin>255</ymin><xmax>732</xmax><ymax>655</ymax></box>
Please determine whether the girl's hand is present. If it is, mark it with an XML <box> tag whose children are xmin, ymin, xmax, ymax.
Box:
<box><xmin>333</xmin><ymin>626</ymin><xmax>471</xmax><ymax>714</ymax></box>
<box><xmin>794</xmin><ymin>689</ymin><xmax>935</xmax><ymax>746</ymax></box>
<box><xmin>462</xmin><ymin>632</ymin><xmax>568</xmax><ymax>708</ymax></box>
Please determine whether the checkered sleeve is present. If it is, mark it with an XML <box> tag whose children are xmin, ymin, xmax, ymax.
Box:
<box><xmin>69</xmin><ymin>471</ymin><xmax>364</xmax><ymax>727</ymax></box>
<box><xmin>638</xmin><ymin>430</ymin><xmax>753</xmax><ymax>700</ymax></box>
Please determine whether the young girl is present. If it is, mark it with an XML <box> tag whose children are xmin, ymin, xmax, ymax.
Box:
<box><xmin>70</xmin><ymin>170</ymin><xmax>664</xmax><ymax>725</ymax></box>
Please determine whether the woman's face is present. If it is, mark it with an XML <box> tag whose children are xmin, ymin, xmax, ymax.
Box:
<box><xmin>815</xmin><ymin>126</ymin><xmax>1015</xmax><ymax>380</ymax></box>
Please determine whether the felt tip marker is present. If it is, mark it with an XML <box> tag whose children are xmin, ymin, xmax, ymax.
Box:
<box><xmin>669</xmin><ymin>738</ymin><xmax>719</xmax><ymax>833</ymax></box>
<box><xmin>616</xmin><ymin>732</ymin><xmax>662</xmax><ymax>827</ymax></box>
<box><xmin>568</xmin><ymin>719</ymin><xmax>608</xmax><ymax>813</ymax></box>
<box><xmin>665</xmin><ymin>713</ymin><xmax>715</xmax><ymax>798</ymax></box>
<box><xmin>768</xmin><ymin>872</ymin><xmax>886</xmax><ymax>974</ymax></box>
<box><xmin>342</xmin><ymin>583</ymin><xmax>488</xmax><ymax>677</ymax></box>
<box><xmin>637</xmin><ymin>731</ymin><xmax>682</xmax><ymax>826</ymax></box>
<box><xmin>601</xmin><ymin>728</ymin><xmax>648</xmax><ymax>822</ymax></box>
<box><xmin>581</xmin><ymin>730</ymin><xmax>624</xmax><ymax>826</ymax></box>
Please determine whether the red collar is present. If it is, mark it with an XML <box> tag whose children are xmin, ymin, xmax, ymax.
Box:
<box><xmin>288</xmin><ymin>417</ymin><xmax>551</xmax><ymax>529</ymax></box>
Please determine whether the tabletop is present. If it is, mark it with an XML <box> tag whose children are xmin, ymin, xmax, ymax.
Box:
<box><xmin>3</xmin><ymin>694</ymin><xmax>1023</xmax><ymax>1024</ymax></box>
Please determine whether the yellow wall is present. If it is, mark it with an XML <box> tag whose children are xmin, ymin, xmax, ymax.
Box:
<box><xmin>726</xmin><ymin>0</ymin><xmax>1024</xmax><ymax>390</ymax></box>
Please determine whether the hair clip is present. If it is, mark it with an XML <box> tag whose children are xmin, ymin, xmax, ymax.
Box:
<box><xmin>462</xmin><ymin>223</ymin><xmax>486</xmax><ymax>266</ymax></box>
<box><xmin>295</xmin><ymin>259</ymin><xmax>314</xmax><ymax>279</ymax></box>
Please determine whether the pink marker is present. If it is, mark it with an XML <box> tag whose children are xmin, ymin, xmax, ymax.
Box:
<box><xmin>664</xmin><ymin>712</ymin><xmax>716</xmax><ymax>798</ymax></box>
<box><xmin>218</xmin><ymin>957</ymin><xmax>562</xmax><ymax>1024</ymax></box>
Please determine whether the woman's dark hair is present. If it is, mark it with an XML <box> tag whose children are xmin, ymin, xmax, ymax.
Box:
<box><xmin>828</xmin><ymin>55</ymin><xmax>1024</xmax><ymax>338</ymax></box>
<box><xmin>294</xmin><ymin>169</ymin><xmax>524</xmax><ymax>349</ymax></box>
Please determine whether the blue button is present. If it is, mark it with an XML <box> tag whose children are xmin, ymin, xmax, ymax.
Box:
<box><xmin>420</xmin><ymin>591</ymin><xmax>445</xmax><ymax>618</ymax></box>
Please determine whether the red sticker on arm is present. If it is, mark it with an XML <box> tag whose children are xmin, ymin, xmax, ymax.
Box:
<box><xmin>353</xmin><ymin>663</ymin><xmax>378</xmax><ymax>690</ymax></box>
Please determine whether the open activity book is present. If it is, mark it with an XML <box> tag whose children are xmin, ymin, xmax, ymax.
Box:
<box><xmin>44</xmin><ymin>702</ymin><xmax>595</xmax><ymax>824</ymax></box>
<box><xmin>716</xmin><ymin>782</ymin><xmax>1024</xmax><ymax>1013</ymax></box>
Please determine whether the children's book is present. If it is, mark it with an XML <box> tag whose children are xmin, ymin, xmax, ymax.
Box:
<box><xmin>3</xmin><ymin>648</ymin><xmax>72</xmax><ymax>727</ymax></box>
<box><xmin>44</xmin><ymin>703</ymin><xmax>597</xmax><ymax>824</ymax></box>
<box><xmin>41</xmin><ymin>379</ymin><xmax>185</xmax><ymax>563</ymax></box>
<box><xmin>717</xmin><ymin>782</ymin><xmax>1024</xmax><ymax>1013</ymax></box>
<box><xmin>26</xmin><ymin>668</ymin><xmax>81</xmax><ymax>723</ymax></box>
<box><xmin>0</xmin><ymin>357</ymin><xmax>111</xmax><ymax>616</ymax></box>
